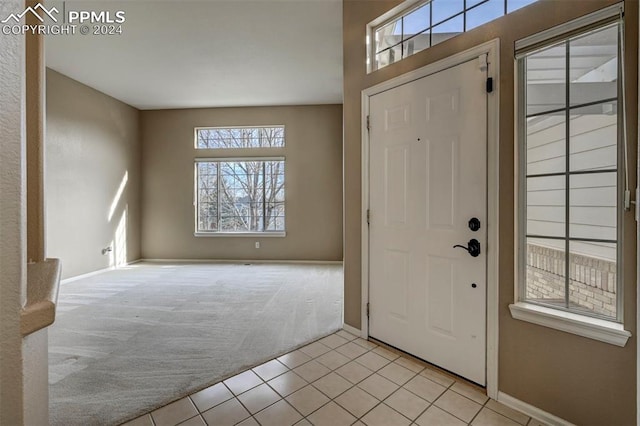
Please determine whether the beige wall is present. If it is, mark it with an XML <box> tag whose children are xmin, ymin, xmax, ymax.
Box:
<box><xmin>45</xmin><ymin>69</ymin><xmax>142</xmax><ymax>279</ymax></box>
<box><xmin>0</xmin><ymin>0</ymin><xmax>27</xmax><ymax>420</ymax></box>
<box><xmin>140</xmin><ymin>105</ymin><xmax>343</xmax><ymax>261</ymax></box>
<box><xmin>343</xmin><ymin>0</ymin><xmax>637</xmax><ymax>424</ymax></box>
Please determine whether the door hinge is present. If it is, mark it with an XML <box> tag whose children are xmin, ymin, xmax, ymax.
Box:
<box><xmin>486</xmin><ymin>77</ymin><xmax>494</xmax><ymax>93</ymax></box>
<box><xmin>366</xmin><ymin>115</ymin><xmax>370</xmax><ymax>131</ymax></box>
<box><xmin>366</xmin><ymin>209</ymin><xmax>370</xmax><ymax>225</ymax></box>
<box><xmin>366</xmin><ymin>302</ymin><xmax>370</xmax><ymax>317</ymax></box>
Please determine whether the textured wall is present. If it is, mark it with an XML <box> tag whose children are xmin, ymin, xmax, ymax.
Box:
<box><xmin>343</xmin><ymin>0</ymin><xmax>637</xmax><ymax>424</ymax></box>
<box><xmin>46</xmin><ymin>69</ymin><xmax>142</xmax><ymax>279</ymax></box>
<box><xmin>0</xmin><ymin>0</ymin><xmax>26</xmax><ymax>422</ymax></box>
<box><xmin>140</xmin><ymin>105</ymin><xmax>343</xmax><ymax>261</ymax></box>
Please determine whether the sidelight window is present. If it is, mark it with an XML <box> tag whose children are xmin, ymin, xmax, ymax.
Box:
<box><xmin>517</xmin><ymin>20</ymin><xmax>622</xmax><ymax>321</ymax></box>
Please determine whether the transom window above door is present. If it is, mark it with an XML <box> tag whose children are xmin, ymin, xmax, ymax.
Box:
<box><xmin>367</xmin><ymin>0</ymin><xmax>538</xmax><ymax>72</ymax></box>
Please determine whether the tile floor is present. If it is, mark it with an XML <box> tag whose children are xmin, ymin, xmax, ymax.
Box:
<box><xmin>122</xmin><ymin>330</ymin><xmax>542</xmax><ymax>426</ymax></box>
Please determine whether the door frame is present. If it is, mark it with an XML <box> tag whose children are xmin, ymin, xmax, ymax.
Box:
<box><xmin>360</xmin><ymin>39</ymin><xmax>500</xmax><ymax>399</ymax></box>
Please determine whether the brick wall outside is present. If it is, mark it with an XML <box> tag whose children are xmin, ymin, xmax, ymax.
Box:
<box><xmin>525</xmin><ymin>244</ymin><xmax>617</xmax><ymax>318</ymax></box>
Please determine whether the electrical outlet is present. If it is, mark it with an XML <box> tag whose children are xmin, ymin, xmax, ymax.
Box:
<box><xmin>255</xmin><ymin>241</ymin><xmax>260</xmax><ymax>249</ymax></box>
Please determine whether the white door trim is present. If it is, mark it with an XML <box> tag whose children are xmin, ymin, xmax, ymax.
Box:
<box><xmin>361</xmin><ymin>39</ymin><xmax>500</xmax><ymax>399</ymax></box>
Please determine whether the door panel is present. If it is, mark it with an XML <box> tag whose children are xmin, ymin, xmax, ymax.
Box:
<box><xmin>369</xmin><ymin>58</ymin><xmax>487</xmax><ymax>385</ymax></box>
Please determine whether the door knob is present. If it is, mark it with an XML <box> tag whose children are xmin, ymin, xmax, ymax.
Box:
<box><xmin>453</xmin><ymin>239</ymin><xmax>481</xmax><ymax>257</ymax></box>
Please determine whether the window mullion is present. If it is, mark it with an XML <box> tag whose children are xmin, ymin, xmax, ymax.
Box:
<box><xmin>564</xmin><ymin>40</ymin><xmax>571</xmax><ymax>311</ymax></box>
<box><xmin>262</xmin><ymin>163</ymin><xmax>267</xmax><ymax>231</ymax></box>
<box><xmin>217</xmin><ymin>162</ymin><xmax>221</xmax><ymax>232</ymax></box>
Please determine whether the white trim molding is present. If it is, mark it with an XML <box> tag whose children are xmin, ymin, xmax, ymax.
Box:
<box><xmin>60</xmin><ymin>259</ymin><xmax>143</xmax><ymax>284</ymax></box>
<box><xmin>497</xmin><ymin>392</ymin><xmax>576</xmax><ymax>426</ymax></box>
<box><xmin>194</xmin><ymin>232</ymin><xmax>286</xmax><ymax>238</ymax></box>
<box><xmin>341</xmin><ymin>323</ymin><xmax>362</xmax><ymax>338</ymax></box>
<box><xmin>141</xmin><ymin>259</ymin><xmax>343</xmax><ymax>265</ymax></box>
<box><xmin>509</xmin><ymin>302</ymin><xmax>631</xmax><ymax>347</ymax></box>
<box><xmin>361</xmin><ymin>39</ymin><xmax>500</xmax><ymax>398</ymax></box>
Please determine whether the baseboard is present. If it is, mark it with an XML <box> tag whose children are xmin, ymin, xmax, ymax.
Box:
<box><xmin>141</xmin><ymin>258</ymin><xmax>344</xmax><ymax>265</ymax></box>
<box><xmin>61</xmin><ymin>266</ymin><xmax>115</xmax><ymax>284</ymax></box>
<box><xmin>60</xmin><ymin>259</ymin><xmax>143</xmax><ymax>284</ymax></box>
<box><xmin>497</xmin><ymin>392</ymin><xmax>575</xmax><ymax>426</ymax></box>
<box><xmin>342</xmin><ymin>323</ymin><xmax>363</xmax><ymax>338</ymax></box>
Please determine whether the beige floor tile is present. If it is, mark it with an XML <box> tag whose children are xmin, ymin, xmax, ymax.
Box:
<box><xmin>353</xmin><ymin>338</ymin><xmax>378</xmax><ymax>350</ymax></box>
<box><xmin>394</xmin><ymin>356</ymin><xmax>426</xmax><ymax>373</ymax></box>
<box><xmin>434</xmin><ymin>389</ymin><xmax>482</xmax><ymax>423</ymax></box>
<box><xmin>299</xmin><ymin>341</ymin><xmax>332</xmax><ymax>358</ymax></box>
<box><xmin>415</xmin><ymin>405</ymin><xmax>466</xmax><ymax>426</ymax></box>
<box><xmin>121</xmin><ymin>414</ymin><xmax>153</xmax><ymax>426</ymax></box>
<box><xmin>451</xmin><ymin>381</ymin><xmax>489</xmax><ymax>404</ymax></box>
<box><xmin>306</xmin><ymin>401</ymin><xmax>357</xmax><ymax>426</ymax></box>
<box><xmin>253</xmin><ymin>359</ymin><xmax>289</xmax><ymax>382</ymax></box>
<box><xmin>268</xmin><ymin>371</ymin><xmax>307</xmax><ymax>397</ymax></box>
<box><xmin>236</xmin><ymin>417</ymin><xmax>259</xmax><ymax>426</ymax></box>
<box><xmin>336</xmin><ymin>330</ymin><xmax>359</xmax><ymax>341</ymax></box>
<box><xmin>384</xmin><ymin>388</ymin><xmax>430</xmax><ymax>420</ymax></box>
<box><xmin>353</xmin><ymin>422</ymin><xmax>366</xmax><ymax>426</ymax></box>
<box><xmin>335</xmin><ymin>341</ymin><xmax>369</xmax><ymax>359</ymax></box>
<box><xmin>527</xmin><ymin>419</ymin><xmax>548</xmax><ymax>426</ymax></box>
<box><xmin>372</xmin><ymin>346</ymin><xmax>400</xmax><ymax>360</ymax></box>
<box><xmin>355</xmin><ymin>351</ymin><xmax>390</xmax><ymax>371</ymax></box>
<box><xmin>377</xmin><ymin>362</ymin><xmax>415</xmax><ymax>385</ymax></box>
<box><xmin>293</xmin><ymin>359</ymin><xmax>331</xmax><ymax>382</ymax></box>
<box><xmin>201</xmin><ymin>398</ymin><xmax>250</xmax><ymax>426</ymax></box>
<box><xmin>420</xmin><ymin>367</ymin><xmax>455</xmax><ymax>387</ymax></box>
<box><xmin>253</xmin><ymin>400</ymin><xmax>302</xmax><ymax>426</ymax></box>
<box><xmin>403</xmin><ymin>375</ymin><xmax>447</xmax><ymax>402</ymax></box>
<box><xmin>177</xmin><ymin>415</ymin><xmax>206</xmax><ymax>426</ymax></box>
<box><xmin>237</xmin><ymin>383</ymin><xmax>281</xmax><ymax>414</ymax></box>
<box><xmin>151</xmin><ymin>397</ymin><xmax>199</xmax><ymax>426</ymax></box>
<box><xmin>472</xmin><ymin>407</ymin><xmax>523</xmax><ymax>426</ymax></box>
<box><xmin>315</xmin><ymin>350</ymin><xmax>350</xmax><ymax>370</ymax></box>
<box><xmin>320</xmin><ymin>334</ymin><xmax>349</xmax><ymax>349</ymax></box>
<box><xmin>334</xmin><ymin>386</ymin><xmax>379</xmax><ymax>418</ymax></box>
<box><xmin>335</xmin><ymin>360</ymin><xmax>374</xmax><ymax>384</ymax></box>
<box><xmin>361</xmin><ymin>403</ymin><xmax>411</xmax><ymax>426</ymax></box>
<box><xmin>313</xmin><ymin>372</ymin><xmax>352</xmax><ymax>398</ymax></box>
<box><xmin>358</xmin><ymin>373</ymin><xmax>399</xmax><ymax>400</ymax></box>
<box><xmin>294</xmin><ymin>419</ymin><xmax>313</xmax><ymax>426</ymax></box>
<box><xmin>190</xmin><ymin>383</ymin><xmax>233</xmax><ymax>412</ymax></box>
<box><xmin>277</xmin><ymin>350</ymin><xmax>312</xmax><ymax>369</ymax></box>
<box><xmin>285</xmin><ymin>384</ymin><xmax>330</xmax><ymax>416</ymax></box>
<box><xmin>485</xmin><ymin>400</ymin><xmax>530</xmax><ymax>425</ymax></box>
<box><xmin>223</xmin><ymin>370</ymin><xmax>263</xmax><ymax>395</ymax></box>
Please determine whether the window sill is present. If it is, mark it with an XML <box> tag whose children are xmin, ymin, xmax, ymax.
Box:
<box><xmin>194</xmin><ymin>232</ymin><xmax>286</xmax><ymax>238</ymax></box>
<box><xmin>509</xmin><ymin>302</ymin><xmax>631</xmax><ymax>347</ymax></box>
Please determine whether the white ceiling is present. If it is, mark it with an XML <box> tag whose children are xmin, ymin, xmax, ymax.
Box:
<box><xmin>45</xmin><ymin>0</ymin><xmax>343</xmax><ymax>110</ymax></box>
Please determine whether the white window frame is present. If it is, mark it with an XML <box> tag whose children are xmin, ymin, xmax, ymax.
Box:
<box><xmin>194</xmin><ymin>125</ymin><xmax>285</xmax><ymax>149</ymax></box>
<box><xmin>194</xmin><ymin>157</ymin><xmax>286</xmax><ymax>237</ymax></box>
<box><xmin>509</xmin><ymin>3</ymin><xmax>631</xmax><ymax>347</ymax></box>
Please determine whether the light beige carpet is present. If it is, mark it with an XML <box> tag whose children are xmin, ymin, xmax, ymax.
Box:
<box><xmin>48</xmin><ymin>262</ymin><xmax>343</xmax><ymax>425</ymax></box>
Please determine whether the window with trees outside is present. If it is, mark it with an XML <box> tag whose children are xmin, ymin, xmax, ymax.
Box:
<box><xmin>517</xmin><ymin>20</ymin><xmax>621</xmax><ymax>321</ymax></box>
<box><xmin>194</xmin><ymin>126</ymin><xmax>285</xmax><ymax>235</ymax></box>
<box><xmin>195</xmin><ymin>159</ymin><xmax>285</xmax><ymax>235</ymax></box>
<box><xmin>196</xmin><ymin>126</ymin><xmax>284</xmax><ymax>149</ymax></box>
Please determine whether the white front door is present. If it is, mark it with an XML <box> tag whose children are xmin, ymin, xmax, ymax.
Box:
<box><xmin>368</xmin><ymin>58</ymin><xmax>488</xmax><ymax>385</ymax></box>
